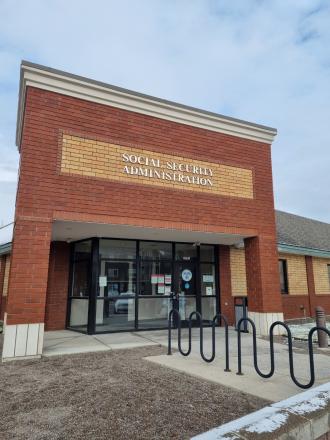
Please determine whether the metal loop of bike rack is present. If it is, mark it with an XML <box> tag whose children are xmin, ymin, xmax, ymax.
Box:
<box><xmin>236</xmin><ymin>317</ymin><xmax>330</xmax><ymax>389</ymax></box>
<box><xmin>167</xmin><ymin>309</ymin><xmax>231</xmax><ymax>372</ymax></box>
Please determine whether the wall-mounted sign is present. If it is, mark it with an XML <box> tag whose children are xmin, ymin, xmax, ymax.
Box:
<box><xmin>182</xmin><ymin>269</ymin><xmax>192</xmax><ymax>282</ymax></box>
<box><xmin>123</xmin><ymin>153</ymin><xmax>213</xmax><ymax>188</ymax></box>
<box><xmin>61</xmin><ymin>134</ymin><xmax>254</xmax><ymax>199</ymax></box>
<box><xmin>99</xmin><ymin>276</ymin><xmax>107</xmax><ymax>287</ymax></box>
<box><xmin>151</xmin><ymin>274</ymin><xmax>158</xmax><ymax>284</ymax></box>
<box><xmin>165</xmin><ymin>285</ymin><xmax>171</xmax><ymax>294</ymax></box>
<box><xmin>158</xmin><ymin>284</ymin><xmax>165</xmax><ymax>294</ymax></box>
<box><xmin>165</xmin><ymin>274</ymin><xmax>172</xmax><ymax>285</ymax></box>
<box><xmin>206</xmin><ymin>286</ymin><xmax>213</xmax><ymax>296</ymax></box>
<box><xmin>203</xmin><ymin>275</ymin><xmax>214</xmax><ymax>283</ymax></box>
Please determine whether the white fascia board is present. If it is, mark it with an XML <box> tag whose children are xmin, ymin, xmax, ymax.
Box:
<box><xmin>16</xmin><ymin>62</ymin><xmax>277</xmax><ymax>149</ymax></box>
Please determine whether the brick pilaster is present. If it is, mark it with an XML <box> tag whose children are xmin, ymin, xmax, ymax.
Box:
<box><xmin>6</xmin><ymin>219</ymin><xmax>52</xmax><ymax>325</ymax></box>
<box><xmin>45</xmin><ymin>241</ymin><xmax>70</xmax><ymax>330</ymax></box>
<box><xmin>219</xmin><ymin>245</ymin><xmax>235</xmax><ymax>325</ymax></box>
<box><xmin>244</xmin><ymin>235</ymin><xmax>283</xmax><ymax>313</ymax></box>
<box><xmin>305</xmin><ymin>255</ymin><xmax>317</xmax><ymax>317</ymax></box>
<box><xmin>0</xmin><ymin>255</ymin><xmax>6</xmax><ymax>320</ymax></box>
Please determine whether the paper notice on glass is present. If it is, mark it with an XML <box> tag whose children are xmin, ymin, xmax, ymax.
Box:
<box><xmin>165</xmin><ymin>274</ymin><xmax>172</xmax><ymax>285</ymax></box>
<box><xmin>99</xmin><ymin>276</ymin><xmax>107</xmax><ymax>287</ymax></box>
<box><xmin>158</xmin><ymin>275</ymin><xmax>165</xmax><ymax>284</ymax></box>
<box><xmin>206</xmin><ymin>286</ymin><xmax>213</xmax><ymax>296</ymax></box>
<box><xmin>165</xmin><ymin>285</ymin><xmax>171</xmax><ymax>294</ymax></box>
<box><xmin>203</xmin><ymin>275</ymin><xmax>214</xmax><ymax>283</ymax></box>
<box><xmin>158</xmin><ymin>284</ymin><xmax>165</xmax><ymax>294</ymax></box>
<box><xmin>151</xmin><ymin>274</ymin><xmax>158</xmax><ymax>284</ymax></box>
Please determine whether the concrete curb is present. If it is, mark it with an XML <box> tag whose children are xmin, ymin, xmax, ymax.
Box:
<box><xmin>192</xmin><ymin>382</ymin><xmax>330</xmax><ymax>439</ymax></box>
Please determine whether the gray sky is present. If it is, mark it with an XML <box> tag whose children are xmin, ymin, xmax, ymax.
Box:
<box><xmin>0</xmin><ymin>0</ymin><xmax>329</xmax><ymax>226</ymax></box>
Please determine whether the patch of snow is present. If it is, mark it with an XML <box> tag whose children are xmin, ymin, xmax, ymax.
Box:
<box><xmin>289</xmin><ymin>393</ymin><xmax>330</xmax><ymax>415</ymax></box>
<box><xmin>288</xmin><ymin>322</ymin><xmax>330</xmax><ymax>343</ymax></box>
<box><xmin>245</xmin><ymin>412</ymin><xmax>288</xmax><ymax>434</ymax></box>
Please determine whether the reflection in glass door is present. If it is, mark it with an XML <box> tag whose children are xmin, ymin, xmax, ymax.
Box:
<box><xmin>67</xmin><ymin>239</ymin><xmax>220</xmax><ymax>333</ymax></box>
<box><xmin>174</xmin><ymin>262</ymin><xmax>198</xmax><ymax>323</ymax></box>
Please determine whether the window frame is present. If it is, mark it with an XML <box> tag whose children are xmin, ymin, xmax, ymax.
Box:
<box><xmin>67</xmin><ymin>237</ymin><xmax>220</xmax><ymax>333</ymax></box>
<box><xmin>279</xmin><ymin>259</ymin><xmax>289</xmax><ymax>294</ymax></box>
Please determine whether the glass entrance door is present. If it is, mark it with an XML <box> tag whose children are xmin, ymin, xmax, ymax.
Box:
<box><xmin>174</xmin><ymin>261</ymin><xmax>198</xmax><ymax>324</ymax></box>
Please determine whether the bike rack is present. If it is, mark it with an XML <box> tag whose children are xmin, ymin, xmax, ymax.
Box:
<box><xmin>167</xmin><ymin>309</ymin><xmax>230</xmax><ymax>372</ymax></box>
<box><xmin>236</xmin><ymin>317</ymin><xmax>330</xmax><ymax>389</ymax></box>
<box><xmin>167</xmin><ymin>309</ymin><xmax>330</xmax><ymax>390</ymax></box>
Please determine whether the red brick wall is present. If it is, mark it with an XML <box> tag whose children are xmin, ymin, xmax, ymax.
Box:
<box><xmin>7</xmin><ymin>86</ymin><xmax>282</xmax><ymax>325</ymax></box>
<box><xmin>0</xmin><ymin>255</ymin><xmax>6</xmax><ymax>320</ymax></box>
<box><xmin>6</xmin><ymin>219</ymin><xmax>52</xmax><ymax>325</ymax></box>
<box><xmin>45</xmin><ymin>242</ymin><xmax>70</xmax><ymax>330</ymax></box>
<box><xmin>245</xmin><ymin>235</ymin><xmax>282</xmax><ymax>313</ymax></box>
<box><xmin>282</xmin><ymin>295</ymin><xmax>311</xmax><ymax>320</ymax></box>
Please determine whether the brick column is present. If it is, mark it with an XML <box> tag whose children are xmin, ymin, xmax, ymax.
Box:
<box><xmin>305</xmin><ymin>256</ymin><xmax>316</xmax><ymax>317</ymax></box>
<box><xmin>244</xmin><ymin>235</ymin><xmax>283</xmax><ymax>335</ymax></box>
<box><xmin>2</xmin><ymin>219</ymin><xmax>52</xmax><ymax>361</ymax></box>
<box><xmin>0</xmin><ymin>255</ymin><xmax>6</xmax><ymax>320</ymax></box>
<box><xmin>45</xmin><ymin>242</ymin><xmax>70</xmax><ymax>330</ymax></box>
<box><xmin>219</xmin><ymin>245</ymin><xmax>235</xmax><ymax>326</ymax></box>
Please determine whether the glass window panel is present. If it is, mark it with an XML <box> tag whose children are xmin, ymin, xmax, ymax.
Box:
<box><xmin>71</xmin><ymin>260</ymin><xmax>90</xmax><ymax>297</ymax></box>
<box><xmin>200</xmin><ymin>245</ymin><xmax>215</xmax><ymax>262</ymax></box>
<box><xmin>201</xmin><ymin>297</ymin><xmax>217</xmax><ymax>321</ymax></box>
<box><xmin>175</xmin><ymin>243</ymin><xmax>197</xmax><ymax>261</ymax></box>
<box><xmin>140</xmin><ymin>261</ymin><xmax>172</xmax><ymax>296</ymax></box>
<box><xmin>74</xmin><ymin>240</ymin><xmax>92</xmax><ymax>260</ymax></box>
<box><xmin>200</xmin><ymin>263</ymin><xmax>216</xmax><ymax>296</ymax></box>
<box><xmin>138</xmin><ymin>297</ymin><xmax>170</xmax><ymax>329</ymax></box>
<box><xmin>178</xmin><ymin>296</ymin><xmax>198</xmax><ymax>320</ymax></box>
<box><xmin>140</xmin><ymin>241</ymin><xmax>172</xmax><ymax>260</ymax></box>
<box><xmin>98</xmin><ymin>260</ymin><xmax>136</xmax><ymax>298</ymax></box>
<box><xmin>278</xmin><ymin>260</ymin><xmax>288</xmax><ymax>294</ymax></box>
<box><xmin>99</xmin><ymin>239</ymin><xmax>136</xmax><ymax>259</ymax></box>
<box><xmin>95</xmin><ymin>298</ymin><xmax>135</xmax><ymax>332</ymax></box>
<box><xmin>69</xmin><ymin>298</ymin><xmax>89</xmax><ymax>332</ymax></box>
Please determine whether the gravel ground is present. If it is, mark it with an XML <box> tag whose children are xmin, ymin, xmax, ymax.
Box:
<box><xmin>0</xmin><ymin>343</ymin><xmax>268</xmax><ymax>440</ymax></box>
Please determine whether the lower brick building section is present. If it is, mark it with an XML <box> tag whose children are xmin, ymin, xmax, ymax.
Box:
<box><xmin>45</xmin><ymin>242</ymin><xmax>70</xmax><ymax>330</ymax></box>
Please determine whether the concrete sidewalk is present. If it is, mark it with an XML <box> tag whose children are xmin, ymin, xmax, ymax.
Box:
<box><xmin>143</xmin><ymin>327</ymin><xmax>330</xmax><ymax>402</ymax></box>
<box><xmin>43</xmin><ymin>327</ymin><xmax>330</xmax><ymax>402</ymax></box>
<box><xmin>43</xmin><ymin>330</ymin><xmax>159</xmax><ymax>356</ymax></box>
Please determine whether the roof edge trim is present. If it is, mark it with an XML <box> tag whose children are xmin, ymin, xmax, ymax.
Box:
<box><xmin>0</xmin><ymin>242</ymin><xmax>12</xmax><ymax>256</ymax></box>
<box><xmin>278</xmin><ymin>243</ymin><xmax>330</xmax><ymax>259</ymax></box>
<box><xmin>16</xmin><ymin>60</ymin><xmax>277</xmax><ymax>149</ymax></box>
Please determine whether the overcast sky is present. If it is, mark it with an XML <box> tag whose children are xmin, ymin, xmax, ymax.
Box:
<box><xmin>0</xmin><ymin>0</ymin><xmax>329</xmax><ymax>228</ymax></box>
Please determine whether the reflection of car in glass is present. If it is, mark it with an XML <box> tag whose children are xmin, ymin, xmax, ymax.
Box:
<box><xmin>114</xmin><ymin>292</ymin><xmax>135</xmax><ymax>314</ymax></box>
<box><xmin>107</xmin><ymin>283</ymin><xmax>119</xmax><ymax>297</ymax></box>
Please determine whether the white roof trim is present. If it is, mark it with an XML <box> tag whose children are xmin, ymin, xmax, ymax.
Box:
<box><xmin>16</xmin><ymin>61</ymin><xmax>277</xmax><ymax>149</ymax></box>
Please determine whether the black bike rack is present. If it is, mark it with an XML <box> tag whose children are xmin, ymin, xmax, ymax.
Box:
<box><xmin>167</xmin><ymin>309</ymin><xmax>230</xmax><ymax>372</ymax></box>
<box><xmin>167</xmin><ymin>309</ymin><xmax>330</xmax><ymax>389</ymax></box>
<box><xmin>236</xmin><ymin>317</ymin><xmax>330</xmax><ymax>389</ymax></box>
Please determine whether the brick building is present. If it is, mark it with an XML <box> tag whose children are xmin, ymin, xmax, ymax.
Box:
<box><xmin>0</xmin><ymin>61</ymin><xmax>329</xmax><ymax>361</ymax></box>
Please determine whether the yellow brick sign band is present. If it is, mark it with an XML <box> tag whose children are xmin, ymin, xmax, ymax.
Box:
<box><xmin>61</xmin><ymin>134</ymin><xmax>254</xmax><ymax>199</ymax></box>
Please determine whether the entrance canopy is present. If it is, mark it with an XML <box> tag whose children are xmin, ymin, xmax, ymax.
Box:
<box><xmin>52</xmin><ymin>220</ymin><xmax>253</xmax><ymax>246</ymax></box>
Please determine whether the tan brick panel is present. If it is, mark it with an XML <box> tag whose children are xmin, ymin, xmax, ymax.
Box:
<box><xmin>61</xmin><ymin>134</ymin><xmax>254</xmax><ymax>199</ymax></box>
<box><xmin>279</xmin><ymin>253</ymin><xmax>308</xmax><ymax>295</ymax></box>
<box><xmin>230</xmin><ymin>248</ymin><xmax>247</xmax><ymax>296</ymax></box>
<box><xmin>313</xmin><ymin>257</ymin><xmax>330</xmax><ymax>294</ymax></box>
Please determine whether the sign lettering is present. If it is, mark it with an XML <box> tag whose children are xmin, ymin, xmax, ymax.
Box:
<box><xmin>122</xmin><ymin>153</ymin><xmax>213</xmax><ymax>187</ymax></box>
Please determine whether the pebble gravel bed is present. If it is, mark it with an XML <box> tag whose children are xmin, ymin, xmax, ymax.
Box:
<box><xmin>0</xmin><ymin>344</ymin><xmax>268</xmax><ymax>440</ymax></box>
